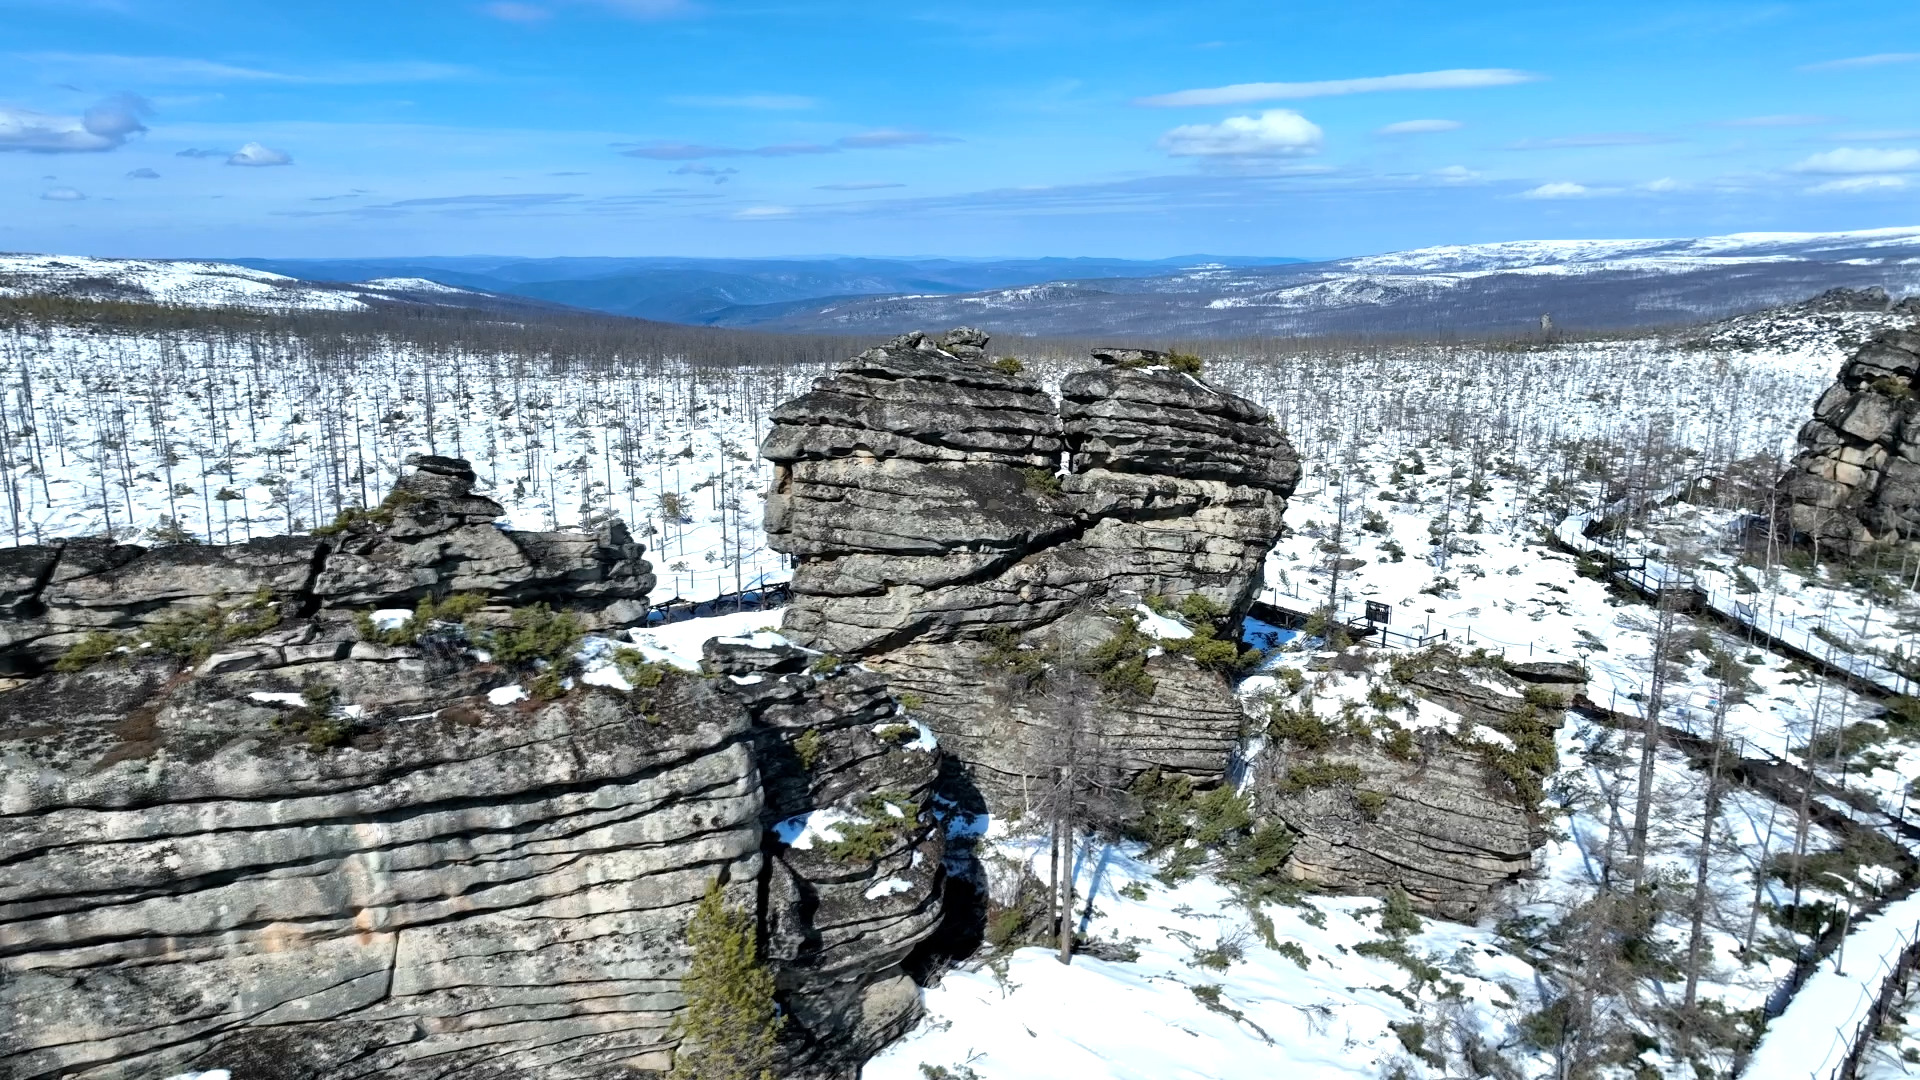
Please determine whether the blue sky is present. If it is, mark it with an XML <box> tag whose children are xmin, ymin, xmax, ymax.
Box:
<box><xmin>3</xmin><ymin>0</ymin><xmax>1918</xmax><ymax>259</ymax></box>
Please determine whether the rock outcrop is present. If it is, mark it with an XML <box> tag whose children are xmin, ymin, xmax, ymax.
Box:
<box><xmin>0</xmin><ymin>455</ymin><xmax>655</xmax><ymax>675</ymax></box>
<box><xmin>762</xmin><ymin>329</ymin><xmax>1299</xmax><ymax>800</ymax></box>
<box><xmin>1</xmin><ymin>458</ymin><xmax>942</xmax><ymax>1080</ymax></box>
<box><xmin>1780</xmin><ymin>327</ymin><xmax>1920</xmax><ymax>554</ymax></box>
<box><xmin>1255</xmin><ymin>654</ymin><xmax>1584</xmax><ymax>918</ymax></box>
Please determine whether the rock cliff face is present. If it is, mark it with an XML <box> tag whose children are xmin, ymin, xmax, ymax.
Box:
<box><xmin>1781</xmin><ymin>327</ymin><xmax>1920</xmax><ymax>554</ymax></box>
<box><xmin>762</xmin><ymin>329</ymin><xmax>1300</xmax><ymax>800</ymax></box>
<box><xmin>1255</xmin><ymin>655</ymin><xmax>1583</xmax><ymax>919</ymax></box>
<box><xmin>0</xmin><ymin>458</ymin><xmax>941</xmax><ymax>1080</ymax></box>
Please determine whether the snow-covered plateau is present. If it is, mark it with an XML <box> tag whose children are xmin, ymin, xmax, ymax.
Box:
<box><xmin>1</xmin><ymin>269</ymin><xmax>1915</xmax><ymax>1080</ymax></box>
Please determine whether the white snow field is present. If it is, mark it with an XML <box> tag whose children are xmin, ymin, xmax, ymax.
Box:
<box><xmin>4</xmin><ymin>279</ymin><xmax>1915</xmax><ymax>1080</ymax></box>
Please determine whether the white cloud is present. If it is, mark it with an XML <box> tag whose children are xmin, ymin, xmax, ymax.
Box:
<box><xmin>838</xmin><ymin>130</ymin><xmax>958</xmax><ymax>149</ymax></box>
<box><xmin>1136</xmin><ymin>68</ymin><xmax>1541</xmax><ymax>107</ymax></box>
<box><xmin>126</xmin><ymin>167</ymin><xmax>160</xmax><ymax>179</ymax></box>
<box><xmin>671</xmin><ymin>94</ymin><xmax>815</xmax><ymax>110</ymax></box>
<box><xmin>817</xmin><ymin>181</ymin><xmax>905</xmax><ymax>190</ymax></box>
<box><xmin>227</xmin><ymin>141</ymin><xmax>293</xmax><ymax>167</ymax></box>
<box><xmin>1807</xmin><ymin>175</ymin><xmax>1911</xmax><ymax>194</ymax></box>
<box><xmin>1431</xmin><ymin>164</ymin><xmax>1479</xmax><ymax>183</ymax></box>
<box><xmin>1801</xmin><ymin>52</ymin><xmax>1920</xmax><ymax>71</ymax></box>
<box><xmin>1640</xmin><ymin>177</ymin><xmax>1684</xmax><ymax>191</ymax></box>
<box><xmin>0</xmin><ymin>94</ymin><xmax>150</xmax><ymax>153</ymax></box>
<box><xmin>1521</xmin><ymin>181</ymin><xmax>1591</xmax><ymax>199</ymax></box>
<box><xmin>734</xmin><ymin>205</ymin><xmax>792</xmax><ymax>218</ymax></box>
<box><xmin>40</xmin><ymin>186</ymin><xmax>86</xmax><ymax>201</ymax></box>
<box><xmin>1160</xmin><ymin>110</ymin><xmax>1323</xmax><ymax>157</ymax></box>
<box><xmin>1830</xmin><ymin>129</ymin><xmax>1920</xmax><ymax>141</ymax></box>
<box><xmin>1792</xmin><ymin>147</ymin><xmax>1920</xmax><ymax>174</ymax></box>
<box><xmin>1376</xmin><ymin>118</ymin><xmax>1462</xmax><ymax>135</ymax></box>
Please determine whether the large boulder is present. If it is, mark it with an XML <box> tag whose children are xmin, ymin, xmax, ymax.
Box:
<box><xmin>1780</xmin><ymin>328</ymin><xmax>1920</xmax><ymax>554</ymax></box>
<box><xmin>763</xmin><ymin>330</ymin><xmax>1300</xmax><ymax>802</ymax></box>
<box><xmin>0</xmin><ymin>459</ymin><xmax>943</xmax><ymax>1080</ymax></box>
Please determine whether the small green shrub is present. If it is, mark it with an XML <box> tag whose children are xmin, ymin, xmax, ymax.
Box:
<box><xmin>1269</xmin><ymin>702</ymin><xmax>1334</xmax><ymax>751</ymax></box>
<box><xmin>793</xmin><ymin>729</ymin><xmax>823</xmax><ymax>770</ymax></box>
<box><xmin>980</xmin><ymin>627</ymin><xmax>1051</xmax><ymax>687</ymax></box>
<box><xmin>1379</xmin><ymin>887</ymin><xmax>1423</xmax><ymax>937</ymax></box>
<box><xmin>486</xmin><ymin>604</ymin><xmax>583</xmax><ymax>668</ymax></box>
<box><xmin>1083</xmin><ymin>617</ymin><xmax>1158</xmax><ymax>701</ymax></box>
<box><xmin>808</xmin><ymin>653</ymin><xmax>841</xmax><ymax>675</ymax></box>
<box><xmin>1274</xmin><ymin>940</ymin><xmax>1311</xmax><ymax>969</ymax></box>
<box><xmin>820</xmin><ymin>793</ymin><xmax>919</xmax><ymax>863</ymax></box>
<box><xmin>1190</xmin><ymin>936</ymin><xmax>1244</xmax><ymax>971</ymax></box>
<box><xmin>55</xmin><ymin>631</ymin><xmax>123</xmax><ymax>672</ymax></box>
<box><xmin>272</xmin><ymin>681</ymin><xmax>353</xmax><ymax>750</ymax></box>
<box><xmin>898</xmin><ymin>691</ymin><xmax>925</xmax><ymax>711</ymax></box>
<box><xmin>1279</xmin><ymin>759</ymin><xmax>1363</xmax><ymax>794</ymax></box>
<box><xmin>669</xmin><ymin>880</ymin><xmax>783</xmax><ymax>1080</ymax></box>
<box><xmin>614</xmin><ymin>647</ymin><xmax>668</xmax><ymax>689</ymax></box>
<box><xmin>1354</xmin><ymin>789</ymin><xmax>1388</xmax><ymax>820</ymax></box>
<box><xmin>1381</xmin><ymin>726</ymin><xmax>1418</xmax><ymax>761</ymax></box>
<box><xmin>311</xmin><ymin>487</ymin><xmax>424</xmax><ymax>537</ymax></box>
<box><xmin>990</xmin><ymin>356</ymin><xmax>1024</xmax><ymax>376</ymax></box>
<box><xmin>356</xmin><ymin>591</ymin><xmax>487</xmax><ymax>646</ymax></box>
<box><xmin>1021</xmin><ymin>466</ymin><xmax>1062</xmax><ymax>495</ymax></box>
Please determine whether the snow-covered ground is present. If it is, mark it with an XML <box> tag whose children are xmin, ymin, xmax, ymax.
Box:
<box><xmin>9</xmin><ymin>289</ymin><xmax>1918</xmax><ymax>1080</ymax></box>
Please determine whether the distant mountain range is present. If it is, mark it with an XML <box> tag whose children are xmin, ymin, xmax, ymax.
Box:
<box><xmin>7</xmin><ymin>228</ymin><xmax>1916</xmax><ymax>338</ymax></box>
<box><xmin>225</xmin><ymin>254</ymin><xmax>1306</xmax><ymax>326</ymax></box>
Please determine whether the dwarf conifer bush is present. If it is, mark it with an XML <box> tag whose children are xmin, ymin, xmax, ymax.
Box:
<box><xmin>670</xmin><ymin>880</ymin><xmax>782</xmax><ymax>1080</ymax></box>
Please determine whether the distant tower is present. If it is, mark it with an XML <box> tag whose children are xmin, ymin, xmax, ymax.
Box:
<box><xmin>1540</xmin><ymin>312</ymin><xmax>1554</xmax><ymax>334</ymax></box>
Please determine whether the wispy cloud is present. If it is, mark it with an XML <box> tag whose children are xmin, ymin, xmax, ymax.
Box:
<box><xmin>818</xmin><ymin>181</ymin><xmax>905</xmax><ymax>190</ymax></box>
<box><xmin>1160</xmin><ymin>110</ymin><xmax>1322</xmax><ymax>157</ymax></box>
<box><xmin>1792</xmin><ymin>147</ymin><xmax>1920</xmax><ymax>174</ymax></box>
<box><xmin>40</xmin><ymin>186</ymin><xmax>86</xmax><ymax>201</ymax></box>
<box><xmin>734</xmin><ymin>205</ymin><xmax>792</xmax><ymax>219</ymax></box>
<box><xmin>176</xmin><ymin>147</ymin><xmax>225</xmax><ymax>158</ymax></box>
<box><xmin>126</xmin><ymin>166</ymin><xmax>159</xmax><ymax>179</ymax></box>
<box><xmin>1135</xmin><ymin>68</ymin><xmax>1541</xmax><ymax>107</ymax></box>
<box><xmin>0</xmin><ymin>94</ymin><xmax>149</xmax><ymax>153</ymax></box>
<box><xmin>1504</xmin><ymin>132</ymin><xmax>1674</xmax><ymax>149</ymax></box>
<box><xmin>592</xmin><ymin>0</ymin><xmax>696</xmax><ymax>16</ymax></box>
<box><xmin>1431</xmin><ymin>164</ymin><xmax>1479</xmax><ymax>183</ymax></box>
<box><xmin>1520</xmin><ymin>181</ymin><xmax>1596</xmax><ymax>199</ymax></box>
<box><xmin>1376</xmin><ymin>119</ymin><xmax>1462</xmax><ymax>135</ymax></box>
<box><xmin>1713</xmin><ymin>114</ymin><xmax>1832</xmax><ymax>128</ymax></box>
<box><xmin>617</xmin><ymin>130</ymin><xmax>956</xmax><ymax>159</ymax></box>
<box><xmin>15</xmin><ymin>52</ymin><xmax>471</xmax><ymax>84</ymax></box>
<box><xmin>1800</xmin><ymin>52</ymin><xmax>1920</xmax><ymax>71</ymax></box>
<box><xmin>1807</xmin><ymin>175</ymin><xmax>1911</xmax><ymax>193</ymax></box>
<box><xmin>227</xmin><ymin>141</ymin><xmax>292</xmax><ymax>166</ymax></box>
<box><xmin>670</xmin><ymin>94</ymin><xmax>816</xmax><ymax>110</ymax></box>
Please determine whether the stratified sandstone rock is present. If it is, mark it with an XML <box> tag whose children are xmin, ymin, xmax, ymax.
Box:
<box><xmin>1255</xmin><ymin>654</ymin><xmax>1583</xmax><ymax>919</ymax></box>
<box><xmin>1780</xmin><ymin>328</ymin><xmax>1920</xmax><ymax>554</ymax></box>
<box><xmin>0</xmin><ymin>455</ymin><xmax>654</xmax><ymax>675</ymax></box>
<box><xmin>0</xmin><ymin>458</ymin><xmax>943</xmax><ymax>1080</ymax></box>
<box><xmin>763</xmin><ymin>330</ymin><xmax>1299</xmax><ymax>799</ymax></box>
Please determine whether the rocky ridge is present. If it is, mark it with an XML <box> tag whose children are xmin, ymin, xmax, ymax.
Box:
<box><xmin>761</xmin><ymin>329</ymin><xmax>1300</xmax><ymax>799</ymax></box>
<box><xmin>0</xmin><ymin>457</ymin><xmax>942</xmax><ymax>1080</ymax></box>
<box><xmin>1780</xmin><ymin>326</ymin><xmax>1920</xmax><ymax>554</ymax></box>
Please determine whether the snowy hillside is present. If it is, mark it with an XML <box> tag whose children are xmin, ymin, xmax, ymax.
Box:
<box><xmin>707</xmin><ymin>226</ymin><xmax>1920</xmax><ymax>336</ymax></box>
<box><xmin>0</xmin><ymin>253</ymin><xmax>496</xmax><ymax>312</ymax></box>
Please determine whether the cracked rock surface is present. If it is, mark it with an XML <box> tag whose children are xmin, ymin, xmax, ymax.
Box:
<box><xmin>1</xmin><ymin>458</ymin><xmax>942</xmax><ymax>1080</ymax></box>
<box><xmin>1781</xmin><ymin>326</ymin><xmax>1920</xmax><ymax>554</ymax></box>
<box><xmin>762</xmin><ymin>329</ymin><xmax>1300</xmax><ymax>801</ymax></box>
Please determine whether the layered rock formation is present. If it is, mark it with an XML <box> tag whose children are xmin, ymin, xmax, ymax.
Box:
<box><xmin>1780</xmin><ymin>327</ymin><xmax>1920</xmax><ymax>554</ymax></box>
<box><xmin>1</xmin><ymin>458</ymin><xmax>941</xmax><ymax>1080</ymax></box>
<box><xmin>0</xmin><ymin>454</ymin><xmax>654</xmax><ymax>675</ymax></box>
<box><xmin>762</xmin><ymin>329</ymin><xmax>1299</xmax><ymax>799</ymax></box>
<box><xmin>1256</xmin><ymin>655</ymin><xmax>1584</xmax><ymax>918</ymax></box>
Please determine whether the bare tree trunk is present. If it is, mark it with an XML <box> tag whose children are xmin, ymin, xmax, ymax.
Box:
<box><xmin>1683</xmin><ymin>692</ymin><xmax>1729</xmax><ymax>1010</ymax></box>
<box><xmin>1629</xmin><ymin>602</ymin><xmax>1675</xmax><ymax>888</ymax></box>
